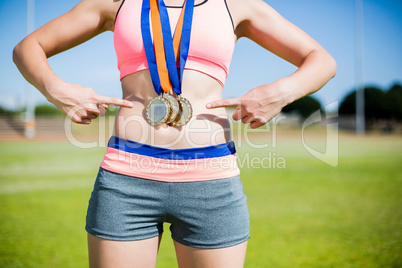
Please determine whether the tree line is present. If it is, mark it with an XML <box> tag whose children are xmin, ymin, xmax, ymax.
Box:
<box><xmin>338</xmin><ymin>84</ymin><xmax>402</xmax><ymax>121</ymax></box>
<box><xmin>282</xmin><ymin>83</ymin><xmax>401</xmax><ymax>120</ymax></box>
<box><xmin>1</xmin><ymin>83</ymin><xmax>401</xmax><ymax>127</ymax></box>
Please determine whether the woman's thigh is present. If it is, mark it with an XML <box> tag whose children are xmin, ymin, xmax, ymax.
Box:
<box><xmin>87</xmin><ymin>233</ymin><xmax>162</xmax><ymax>268</ymax></box>
<box><xmin>174</xmin><ymin>240</ymin><xmax>248</xmax><ymax>268</ymax></box>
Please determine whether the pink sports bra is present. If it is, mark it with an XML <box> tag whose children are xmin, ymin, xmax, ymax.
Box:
<box><xmin>114</xmin><ymin>0</ymin><xmax>236</xmax><ymax>85</ymax></box>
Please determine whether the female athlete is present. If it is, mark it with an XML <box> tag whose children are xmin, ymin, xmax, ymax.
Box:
<box><xmin>13</xmin><ymin>0</ymin><xmax>336</xmax><ymax>267</ymax></box>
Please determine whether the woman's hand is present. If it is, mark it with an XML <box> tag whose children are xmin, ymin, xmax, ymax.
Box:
<box><xmin>214</xmin><ymin>0</ymin><xmax>336</xmax><ymax>129</ymax></box>
<box><xmin>206</xmin><ymin>81</ymin><xmax>292</xmax><ymax>129</ymax></box>
<box><xmin>48</xmin><ymin>82</ymin><xmax>133</xmax><ymax>124</ymax></box>
<box><xmin>12</xmin><ymin>0</ymin><xmax>129</xmax><ymax>124</ymax></box>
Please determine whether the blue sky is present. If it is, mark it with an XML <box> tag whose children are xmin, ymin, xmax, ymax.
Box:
<box><xmin>0</xmin><ymin>0</ymin><xmax>401</xmax><ymax>111</ymax></box>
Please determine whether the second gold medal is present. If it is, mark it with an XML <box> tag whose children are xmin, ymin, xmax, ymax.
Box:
<box><xmin>171</xmin><ymin>96</ymin><xmax>193</xmax><ymax>127</ymax></box>
<box><xmin>163</xmin><ymin>93</ymin><xmax>180</xmax><ymax>124</ymax></box>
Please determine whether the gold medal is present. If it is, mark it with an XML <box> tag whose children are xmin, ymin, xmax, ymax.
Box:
<box><xmin>171</xmin><ymin>95</ymin><xmax>193</xmax><ymax>127</ymax></box>
<box><xmin>145</xmin><ymin>95</ymin><xmax>171</xmax><ymax>126</ymax></box>
<box><xmin>163</xmin><ymin>93</ymin><xmax>180</xmax><ymax>124</ymax></box>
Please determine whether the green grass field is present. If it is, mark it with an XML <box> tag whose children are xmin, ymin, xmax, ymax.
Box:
<box><xmin>0</xmin><ymin>128</ymin><xmax>401</xmax><ymax>267</ymax></box>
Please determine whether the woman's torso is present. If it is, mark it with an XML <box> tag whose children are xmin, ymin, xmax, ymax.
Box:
<box><xmin>113</xmin><ymin>0</ymin><xmax>236</xmax><ymax>149</ymax></box>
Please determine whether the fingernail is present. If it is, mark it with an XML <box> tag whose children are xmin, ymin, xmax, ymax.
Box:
<box><xmin>206</xmin><ymin>104</ymin><xmax>211</xmax><ymax>108</ymax></box>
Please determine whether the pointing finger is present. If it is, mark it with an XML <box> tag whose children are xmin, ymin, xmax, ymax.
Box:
<box><xmin>206</xmin><ymin>98</ymin><xmax>241</xmax><ymax>109</ymax></box>
<box><xmin>98</xmin><ymin>96</ymin><xmax>133</xmax><ymax>108</ymax></box>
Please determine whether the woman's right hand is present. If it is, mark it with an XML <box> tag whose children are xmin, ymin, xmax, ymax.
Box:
<box><xmin>48</xmin><ymin>81</ymin><xmax>133</xmax><ymax>124</ymax></box>
<box><xmin>12</xmin><ymin>0</ymin><xmax>130</xmax><ymax>125</ymax></box>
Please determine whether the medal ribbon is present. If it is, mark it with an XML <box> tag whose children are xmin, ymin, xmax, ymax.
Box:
<box><xmin>141</xmin><ymin>0</ymin><xmax>194</xmax><ymax>95</ymax></box>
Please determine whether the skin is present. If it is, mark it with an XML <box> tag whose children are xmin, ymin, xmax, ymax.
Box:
<box><xmin>13</xmin><ymin>0</ymin><xmax>336</xmax><ymax>267</ymax></box>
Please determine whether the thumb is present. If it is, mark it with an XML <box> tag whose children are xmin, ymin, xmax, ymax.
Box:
<box><xmin>206</xmin><ymin>97</ymin><xmax>241</xmax><ymax>109</ymax></box>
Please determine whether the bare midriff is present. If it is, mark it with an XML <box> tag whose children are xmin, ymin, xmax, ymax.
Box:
<box><xmin>113</xmin><ymin>69</ymin><xmax>232</xmax><ymax>149</ymax></box>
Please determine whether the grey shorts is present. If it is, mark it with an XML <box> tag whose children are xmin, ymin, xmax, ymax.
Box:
<box><xmin>85</xmin><ymin>168</ymin><xmax>250</xmax><ymax>249</ymax></box>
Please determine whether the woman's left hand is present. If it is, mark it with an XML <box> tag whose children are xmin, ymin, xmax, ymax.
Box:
<box><xmin>206</xmin><ymin>0</ymin><xmax>336</xmax><ymax>129</ymax></box>
<box><xmin>206</xmin><ymin>81</ymin><xmax>293</xmax><ymax>129</ymax></box>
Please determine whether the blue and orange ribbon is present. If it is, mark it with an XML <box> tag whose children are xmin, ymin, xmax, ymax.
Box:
<box><xmin>141</xmin><ymin>0</ymin><xmax>194</xmax><ymax>95</ymax></box>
